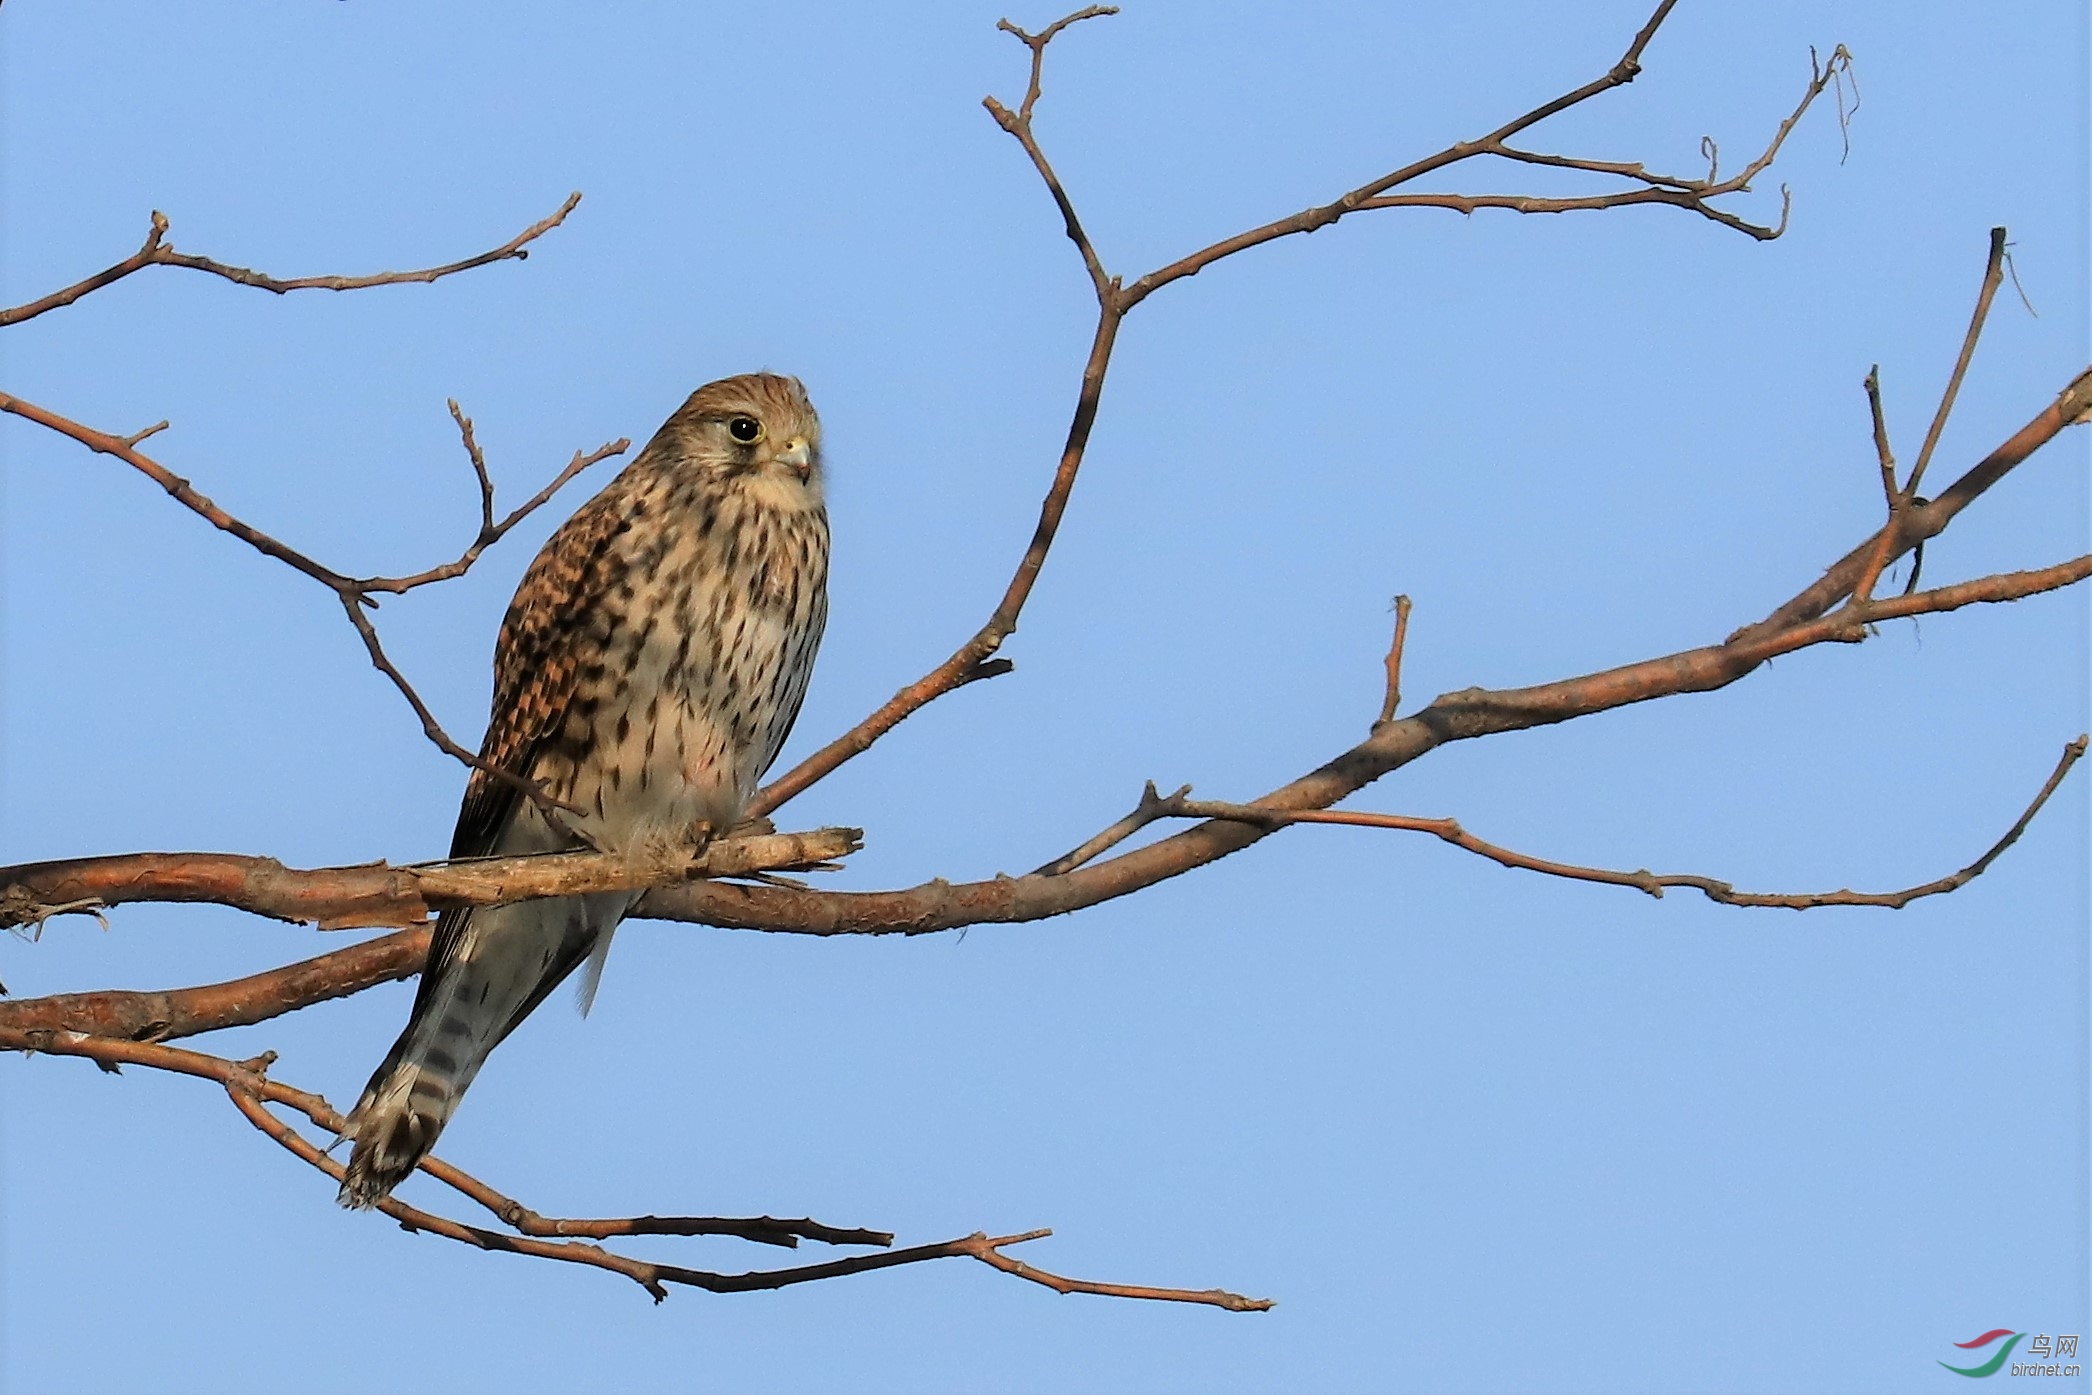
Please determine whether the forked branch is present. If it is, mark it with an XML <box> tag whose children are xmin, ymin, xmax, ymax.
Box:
<box><xmin>1851</xmin><ymin>228</ymin><xmax>2009</xmax><ymax>603</ymax></box>
<box><xmin>1122</xmin><ymin>12</ymin><xmax>1845</xmax><ymax>306</ymax></box>
<box><xmin>1145</xmin><ymin>736</ymin><xmax>2086</xmax><ymax>910</ymax></box>
<box><xmin>755</xmin><ymin>0</ymin><xmax>1855</xmax><ymax>814</ymax></box>
<box><xmin>5</xmin><ymin>5</ymin><xmax>2084</xmax><ymax>1318</ymax></box>
<box><xmin>0</xmin><ymin>1028</ymin><xmax>1270</xmax><ymax>1311</ymax></box>
<box><xmin>357</xmin><ymin>402</ymin><xmax>630</xmax><ymax>594</ymax></box>
<box><xmin>0</xmin><ymin>390</ymin><xmax>627</xmax><ymax>819</ymax></box>
<box><xmin>9</xmin><ymin>281</ymin><xmax>2087</xmax><ymax>954</ymax></box>
<box><xmin>1</xmin><ymin>194</ymin><xmax>583</xmax><ymax>327</ymax></box>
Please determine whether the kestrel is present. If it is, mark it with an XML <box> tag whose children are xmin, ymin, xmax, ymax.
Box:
<box><xmin>338</xmin><ymin>373</ymin><xmax>829</xmax><ymax>1207</ymax></box>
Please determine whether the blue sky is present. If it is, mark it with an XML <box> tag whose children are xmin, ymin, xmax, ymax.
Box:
<box><xmin>2</xmin><ymin>4</ymin><xmax>2086</xmax><ymax>1392</ymax></box>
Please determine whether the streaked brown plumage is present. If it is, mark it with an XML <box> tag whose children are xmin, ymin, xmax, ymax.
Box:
<box><xmin>338</xmin><ymin>373</ymin><xmax>829</xmax><ymax>1207</ymax></box>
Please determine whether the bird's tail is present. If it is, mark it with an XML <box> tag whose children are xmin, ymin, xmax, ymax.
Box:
<box><xmin>335</xmin><ymin>999</ymin><xmax>481</xmax><ymax>1209</ymax></box>
<box><xmin>336</xmin><ymin>890</ymin><xmax>629</xmax><ymax>1208</ymax></box>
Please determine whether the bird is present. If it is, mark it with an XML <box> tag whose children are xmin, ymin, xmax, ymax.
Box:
<box><xmin>337</xmin><ymin>372</ymin><xmax>829</xmax><ymax>1208</ymax></box>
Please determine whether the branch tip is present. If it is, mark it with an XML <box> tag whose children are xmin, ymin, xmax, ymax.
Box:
<box><xmin>1155</xmin><ymin>733</ymin><xmax>2085</xmax><ymax>913</ymax></box>
<box><xmin>2</xmin><ymin>191</ymin><xmax>583</xmax><ymax>327</ymax></box>
<box><xmin>1904</xmin><ymin>224</ymin><xmax>2010</xmax><ymax>501</ymax></box>
<box><xmin>1376</xmin><ymin>595</ymin><xmax>1414</xmax><ymax>727</ymax></box>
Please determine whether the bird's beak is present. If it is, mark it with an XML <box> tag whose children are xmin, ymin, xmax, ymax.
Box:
<box><xmin>776</xmin><ymin>437</ymin><xmax>812</xmax><ymax>482</ymax></box>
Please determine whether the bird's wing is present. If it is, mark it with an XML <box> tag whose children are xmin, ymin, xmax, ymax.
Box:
<box><xmin>454</xmin><ymin>483</ymin><xmax>637</xmax><ymax>859</ymax></box>
<box><xmin>415</xmin><ymin>489</ymin><xmax>632</xmax><ymax>1014</ymax></box>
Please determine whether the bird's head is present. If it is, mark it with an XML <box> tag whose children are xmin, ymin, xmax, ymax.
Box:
<box><xmin>665</xmin><ymin>372</ymin><xmax>824</xmax><ymax>504</ymax></box>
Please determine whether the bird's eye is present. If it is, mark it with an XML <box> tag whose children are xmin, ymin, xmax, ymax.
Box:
<box><xmin>727</xmin><ymin>415</ymin><xmax>763</xmax><ymax>445</ymax></box>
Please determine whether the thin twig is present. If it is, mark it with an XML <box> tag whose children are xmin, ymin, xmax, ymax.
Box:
<box><xmin>1722</xmin><ymin>45</ymin><xmax>1853</xmax><ymax>198</ymax></box>
<box><xmin>357</xmin><ymin>418</ymin><xmax>629</xmax><ymax>595</ymax></box>
<box><xmin>758</xmin><ymin>2</ymin><xmax>1852</xmax><ymax>816</ymax></box>
<box><xmin>0</xmin><ymin>391</ymin><xmax>356</xmax><ymax>589</ymax></box>
<box><xmin>1355</xmin><ymin>186</ymin><xmax>1789</xmax><ymax>240</ymax></box>
<box><xmin>1493</xmin><ymin>142</ymin><xmax>1714</xmax><ymax>193</ymax></box>
<box><xmin>750</xmin><ymin>289</ymin><xmax>1123</xmax><ymax>816</ymax></box>
<box><xmin>651</xmin><ymin>542</ymin><xmax>2092</xmax><ymax>940</ymax></box>
<box><xmin>1366</xmin><ymin>46</ymin><xmax>1857</xmax><ymax>242</ymax></box>
<box><xmin>451</xmin><ymin>400</ymin><xmax>497</xmax><ymax>537</ymax></box>
<box><xmin>966</xmin><ymin>1231</ymin><xmax>1272</xmax><ymax>1310</ymax></box>
<box><xmin>998</xmin><ymin>5</ymin><xmax>1118</xmax><ymax>122</ymax></box>
<box><xmin>1905</xmin><ymin>226</ymin><xmax>2007</xmax><ymax>500</ymax></box>
<box><xmin>0</xmin><ymin>389</ymin><xmax>622</xmax><ymax>817</ymax></box>
<box><xmin>1119</xmin><ymin>12</ymin><xmax>1848</xmax><ymax>308</ymax></box>
<box><xmin>12</xmin><ymin>546</ymin><xmax>2080</xmax><ymax>953</ymax></box>
<box><xmin>1152</xmin><ymin>736</ymin><xmax>2084</xmax><ymax>910</ymax></box>
<box><xmin>983</xmin><ymin>9</ymin><xmax>1119</xmax><ymax>302</ymax></box>
<box><xmin>1732</xmin><ymin>363</ymin><xmax>2092</xmax><ymax>648</ymax></box>
<box><xmin>419</xmin><ymin>1154</ymin><xmax>894</xmax><ymax>1250</ymax></box>
<box><xmin>2002</xmin><ymin>243</ymin><xmax>2038</xmax><ymax>318</ymax></box>
<box><xmin>1864</xmin><ymin>366</ymin><xmax>1898</xmax><ymax>500</ymax></box>
<box><xmin>334</xmin><ymin>590</ymin><xmax>585</xmax><ymax>822</ymax></box>
<box><xmin>1376</xmin><ymin>595</ymin><xmax>1414</xmax><ymax>728</ymax></box>
<box><xmin>10</xmin><ymin>396</ymin><xmax>2087</xmax><ymax>954</ymax></box>
<box><xmin>4</xmin><ymin>195</ymin><xmax>581</xmax><ymax>328</ymax></box>
<box><xmin>1850</xmin><ymin>364</ymin><xmax>1904</xmax><ymax>604</ymax></box>
<box><xmin>1032</xmin><ymin>781</ymin><xmax>1191</xmax><ymax>877</ymax></box>
<box><xmin>0</xmin><ymin>194</ymin><xmax>582</xmax><ymax>328</ymax></box>
<box><xmin>1</xmin><ymin>1028</ymin><xmax>1267</xmax><ymax>1310</ymax></box>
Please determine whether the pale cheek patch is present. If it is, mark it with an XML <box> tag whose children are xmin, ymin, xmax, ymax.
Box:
<box><xmin>739</xmin><ymin>470</ymin><xmax>822</xmax><ymax>516</ymax></box>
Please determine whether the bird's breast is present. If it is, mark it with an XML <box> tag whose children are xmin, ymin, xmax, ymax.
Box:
<box><xmin>564</xmin><ymin>494</ymin><xmax>827</xmax><ymax>848</ymax></box>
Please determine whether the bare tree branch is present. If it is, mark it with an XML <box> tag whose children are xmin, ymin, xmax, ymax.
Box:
<box><xmin>8</xmin><ymin>378</ymin><xmax>2086</xmax><ymax>958</ymax></box>
<box><xmin>1907</xmin><ymin>226</ymin><xmax>2009</xmax><ymax>500</ymax></box>
<box><xmin>748</xmin><ymin>265</ymin><xmax>1117</xmax><ymax>816</ymax></box>
<box><xmin>0</xmin><ymin>391</ymin><xmax>360</xmax><ymax>590</ymax></box>
<box><xmin>0</xmin><ymin>829</ymin><xmax>864</xmax><ymax>1041</ymax></box>
<box><xmin>1864</xmin><ymin>365</ymin><xmax>1899</xmax><ymax>500</ymax></box>
<box><xmin>753</xmin><ymin>2</ymin><xmax>1854</xmax><ymax>817</ymax></box>
<box><xmin>0</xmin><ymin>1028</ymin><xmax>1271</xmax><ymax>1310</ymax></box>
<box><xmin>1118</xmin><ymin>8</ymin><xmax>1844</xmax><ymax>307</ymax></box>
<box><xmin>1375</xmin><ymin>595</ymin><xmax>1414</xmax><ymax>729</ymax></box>
<box><xmin>355</xmin><ymin>403</ymin><xmax>631</xmax><ymax>595</ymax></box>
<box><xmin>1336</xmin><ymin>48</ymin><xmax>1856</xmax><ymax>246</ymax></box>
<box><xmin>1146</xmin><ymin>735</ymin><xmax>2086</xmax><ymax>910</ymax></box>
<box><xmin>7</xmin><ymin>0</ymin><xmax>2079</xmax><ymax>1071</ymax></box>
<box><xmin>6</xmin><ymin>5</ymin><xmax>2078</xmax><ymax>1315</ymax></box>
<box><xmin>645</xmin><ymin>510</ymin><xmax>2092</xmax><ymax>940</ymax></box>
<box><xmin>0</xmin><ymin>194</ymin><xmax>583</xmax><ymax>327</ymax></box>
<box><xmin>0</xmin><ymin>928</ymin><xmax>431</xmax><ymax>1041</ymax></box>
<box><xmin>984</xmin><ymin>8</ymin><xmax>1120</xmax><ymax>301</ymax></box>
<box><xmin>1850</xmin><ymin>231</ymin><xmax>2010</xmax><ymax>604</ymax></box>
<box><xmin>420</xmin><ymin>1150</ymin><xmax>895</xmax><ymax>1250</ymax></box>
<box><xmin>0</xmin><ymin>827</ymin><xmax>862</xmax><ymax>935</ymax></box>
<box><xmin>1735</xmin><ymin>362</ymin><xmax>2092</xmax><ymax>645</ymax></box>
<box><xmin>1031</xmin><ymin>780</ymin><xmax>1191</xmax><ymax>878</ymax></box>
<box><xmin>0</xmin><ymin>389</ymin><xmax>627</xmax><ymax>820</ymax></box>
<box><xmin>52</xmin><ymin>644</ymin><xmax>2078</xmax><ymax>1046</ymax></box>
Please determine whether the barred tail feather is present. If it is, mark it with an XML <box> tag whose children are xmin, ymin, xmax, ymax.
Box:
<box><xmin>338</xmin><ymin>1049</ymin><xmax>459</xmax><ymax>1208</ymax></box>
<box><xmin>337</xmin><ymin>890</ymin><xmax>631</xmax><ymax>1209</ymax></box>
<box><xmin>337</xmin><ymin>970</ymin><xmax>500</xmax><ymax>1208</ymax></box>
